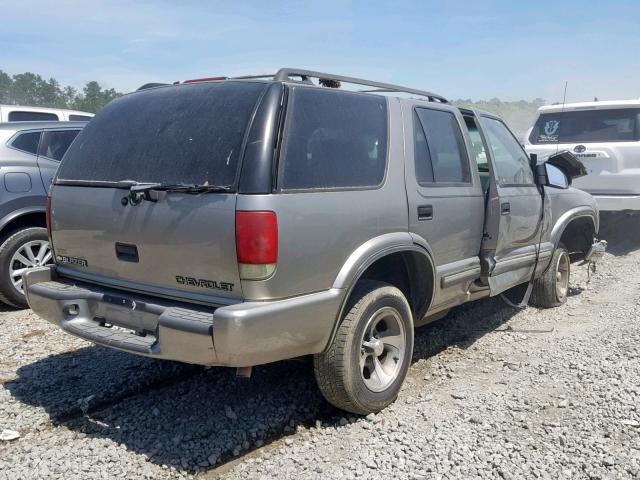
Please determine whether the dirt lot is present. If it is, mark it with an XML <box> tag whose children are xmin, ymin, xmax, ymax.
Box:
<box><xmin>1</xmin><ymin>214</ymin><xmax>639</xmax><ymax>480</ymax></box>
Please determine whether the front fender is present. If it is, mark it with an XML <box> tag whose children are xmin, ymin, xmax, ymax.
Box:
<box><xmin>549</xmin><ymin>205</ymin><xmax>598</xmax><ymax>248</ymax></box>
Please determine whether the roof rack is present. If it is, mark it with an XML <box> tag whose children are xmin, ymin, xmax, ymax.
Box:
<box><xmin>268</xmin><ymin>68</ymin><xmax>448</xmax><ymax>103</ymax></box>
<box><xmin>137</xmin><ymin>69</ymin><xmax>448</xmax><ymax>102</ymax></box>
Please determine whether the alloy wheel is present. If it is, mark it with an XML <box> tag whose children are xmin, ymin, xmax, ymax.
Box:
<box><xmin>359</xmin><ymin>306</ymin><xmax>406</xmax><ymax>392</ymax></box>
<box><xmin>10</xmin><ymin>240</ymin><xmax>52</xmax><ymax>294</ymax></box>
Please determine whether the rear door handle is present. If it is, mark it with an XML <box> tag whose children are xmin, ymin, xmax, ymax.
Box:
<box><xmin>501</xmin><ymin>202</ymin><xmax>511</xmax><ymax>215</ymax></box>
<box><xmin>418</xmin><ymin>205</ymin><xmax>433</xmax><ymax>221</ymax></box>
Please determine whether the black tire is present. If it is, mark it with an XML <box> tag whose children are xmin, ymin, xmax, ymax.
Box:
<box><xmin>0</xmin><ymin>227</ymin><xmax>50</xmax><ymax>309</ymax></box>
<box><xmin>530</xmin><ymin>245</ymin><xmax>570</xmax><ymax>308</ymax></box>
<box><xmin>314</xmin><ymin>280</ymin><xmax>414</xmax><ymax>415</ymax></box>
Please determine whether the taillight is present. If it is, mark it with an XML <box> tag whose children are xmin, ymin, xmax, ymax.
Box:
<box><xmin>235</xmin><ymin>211</ymin><xmax>278</xmax><ymax>280</ymax></box>
<box><xmin>45</xmin><ymin>196</ymin><xmax>52</xmax><ymax>240</ymax></box>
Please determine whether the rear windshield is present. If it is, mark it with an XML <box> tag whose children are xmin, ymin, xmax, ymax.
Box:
<box><xmin>56</xmin><ymin>81</ymin><xmax>267</xmax><ymax>187</ymax></box>
<box><xmin>530</xmin><ymin>108</ymin><xmax>640</xmax><ymax>144</ymax></box>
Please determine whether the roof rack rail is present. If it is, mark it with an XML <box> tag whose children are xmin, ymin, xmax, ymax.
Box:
<box><xmin>137</xmin><ymin>82</ymin><xmax>170</xmax><ymax>91</ymax></box>
<box><xmin>137</xmin><ymin>69</ymin><xmax>448</xmax><ymax>102</ymax></box>
<box><xmin>269</xmin><ymin>68</ymin><xmax>448</xmax><ymax>103</ymax></box>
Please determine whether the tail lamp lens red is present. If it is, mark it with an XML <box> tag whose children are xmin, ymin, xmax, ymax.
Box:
<box><xmin>235</xmin><ymin>211</ymin><xmax>278</xmax><ymax>265</ymax></box>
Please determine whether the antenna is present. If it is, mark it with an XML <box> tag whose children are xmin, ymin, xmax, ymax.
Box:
<box><xmin>556</xmin><ymin>81</ymin><xmax>568</xmax><ymax>155</ymax></box>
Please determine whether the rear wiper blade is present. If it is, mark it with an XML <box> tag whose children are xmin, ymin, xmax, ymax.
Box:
<box><xmin>125</xmin><ymin>182</ymin><xmax>232</xmax><ymax>205</ymax></box>
<box><xmin>129</xmin><ymin>183</ymin><xmax>232</xmax><ymax>194</ymax></box>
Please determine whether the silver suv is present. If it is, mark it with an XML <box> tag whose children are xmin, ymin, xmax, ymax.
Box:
<box><xmin>0</xmin><ymin>121</ymin><xmax>85</xmax><ymax>307</ymax></box>
<box><xmin>525</xmin><ymin>100</ymin><xmax>640</xmax><ymax>211</ymax></box>
<box><xmin>24</xmin><ymin>69</ymin><xmax>604</xmax><ymax>414</ymax></box>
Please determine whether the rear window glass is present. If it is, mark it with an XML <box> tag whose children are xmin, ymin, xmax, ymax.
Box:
<box><xmin>68</xmin><ymin>114</ymin><xmax>92</xmax><ymax>121</ymax></box>
<box><xmin>530</xmin><ymin>108</ymin><xmax>640</xmax><ymax>144</ymax></box>
<box><xmin>11</xmin><ymin>131</ymin><xmax>41</xmax><ymax>155</ymax></box>
<box><xmin>41</xmin><ymin>130</ymin><xmax>80</xmax><ymax>161</ymax></box>
<box><xmin>57</xmin><ymin>81</ymin><xmax>267</xmax><ymax>187</ymax></box>
<box><xmin>279</xmin><ymin>87</ymin><xmax>388</xmax><ymax>190</ymax></box>
<box><xmin>8</xmin><ymin>111</ymin><xmax>59</xmax><ymax>121</ymax></box>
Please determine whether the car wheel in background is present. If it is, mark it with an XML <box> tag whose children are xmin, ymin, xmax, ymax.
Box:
<box><xmin>0</xmin><ymin>227</ymin><xmax>52</xmax><ymax>308</ymax></box>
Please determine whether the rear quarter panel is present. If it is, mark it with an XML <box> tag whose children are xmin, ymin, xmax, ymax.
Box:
<box><xmin>238</xmin><ymin>99</ymin><xmax>409</xmax><ymax>300</ymax></box>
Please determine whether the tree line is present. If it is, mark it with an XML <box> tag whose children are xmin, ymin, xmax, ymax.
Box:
<box><xmin>0</xmin><ymin>70</ymin><xmax>122</xmax><ymax>113</ymax></box>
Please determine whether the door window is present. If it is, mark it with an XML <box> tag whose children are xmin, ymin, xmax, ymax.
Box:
<box><xmin>482</xmin><ymin>117</ymin><xmax>534</xmax><ymax>186</ymax></box>
<box><xmin>10</xmin><ymin>131</ymin><xmax>42</xmax><ymax>155</ymax></box>
<box><xmin>40</xmin><ymin>130</ymin><xmax>81</xmax><ymax>161</ymax></box>
<box><xmin>414</xmin><ymin>108</ymin><xmax>470</xmax><ymax>184</ymax></box>
<box><xmin>464</xmin><ymin>116</ymin><xmax>490</xmax><ymax>192</ymax></box>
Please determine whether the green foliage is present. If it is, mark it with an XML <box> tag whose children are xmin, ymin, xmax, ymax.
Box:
<box><xmin>453</xmin><ymin>98</ymin><xmax>545</xmax><ymax>140</ymax></box>
<box><xmin>0</xmin><ymin>70</ymin><xmax>122</xmax><ymax>113</ymax></box>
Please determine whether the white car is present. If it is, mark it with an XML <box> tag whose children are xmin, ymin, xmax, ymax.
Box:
<box><xmin>525</xmin><ymin>99</ymin><xmax>640</xmax><ymax>211</ymax></box>
<box><xmin>0</xmin><ymin>105</ymin><xmax>93</xmax><ymax>122</ymax></box>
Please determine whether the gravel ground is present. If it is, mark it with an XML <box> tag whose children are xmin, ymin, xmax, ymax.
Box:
<box><xmin>1</xmin><ymin>213</ymin><xmax>639</xmax><ymax>480</ymax></box>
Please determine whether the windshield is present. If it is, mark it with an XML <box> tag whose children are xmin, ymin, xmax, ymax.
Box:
<box><xmin>530</xmin><ymin>108</ymin><xmax>640</xmax><ymax>144</ymax></box>
<box><xmin>56</xmin><ymin>81</ymin><xmax>267</xmax><ymax>187</ymax></box>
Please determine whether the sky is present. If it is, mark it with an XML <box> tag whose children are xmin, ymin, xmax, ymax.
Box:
<box><xmin>2</xmin><ymin>0</ymin><xmax>639</xmax><ymax>103</ymax></box>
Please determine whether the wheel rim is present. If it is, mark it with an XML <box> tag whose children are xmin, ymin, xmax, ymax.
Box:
<box><xmin>359</xmin><ymin>306</ymin><xmax>406</xmax><ymax>393</ymax></box>
<box><xmin>10</xmin><ymin>240</ymin><xmax>53</xmax><ymax>294</ymax></box>
<box><xmin>555</xmin><ymin>251</ymin><xmax>570</xmax><ymax>301</ymax></box>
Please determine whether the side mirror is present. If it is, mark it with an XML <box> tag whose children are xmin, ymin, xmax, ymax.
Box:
<box><xmin>530</xmin><ymin>153</ymin><xmax>549</xmax><ymax>186</ymax></box>
<box><xmin>545</xmin><ymin>163</ymin><xmax>570</xmax><ymax>189</ymax></box>
<box><xmin>532</xmin><ymin>151</ymin><xmax>579</xmax><ymax>188</ymax></box>
<box><xmin>546</xmin><ymin>151</ymin><xmax>587</xmax><ymax>179</ymax></box>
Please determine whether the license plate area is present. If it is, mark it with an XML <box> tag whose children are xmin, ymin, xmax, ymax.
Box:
<box><xmin>95</xmin><ymin>294</ymin><xmax>159</xmax><ymax>334</ymax></box>
<box><xmin>103</xmin><ymin>294</ymin><xmax>136</xmax><ymax>309</ymax></box>
<box><xmin>96</xmin><ymin>320</ymin><xmax>146</xmax><ymax>338</ymax></box>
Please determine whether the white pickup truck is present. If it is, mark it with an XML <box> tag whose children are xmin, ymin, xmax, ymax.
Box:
<box><xmin>525</xmin><ymin>99</ymin><xmax>640</xmax><ymax>211</ymax></box>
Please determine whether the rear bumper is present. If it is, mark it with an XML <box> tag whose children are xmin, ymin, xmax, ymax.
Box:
<box><xmin>24</xmin><ymin>267</ymin><xmax>343</xmax><ymax>367</ymax></box>
<box><xmin>592</xmin><ymin>194</ymin><xmax>640</xmax><ymax>212</ymax></box>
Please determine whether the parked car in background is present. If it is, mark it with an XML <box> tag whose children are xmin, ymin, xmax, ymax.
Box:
<box><xmin>0</xmin><ymin>105</ymin><xmax>94</xmax><ymax>122</ymax></box>
<box><xmin>525</xmin><ymin>99</ymin><xmax>640</xmax><ymax>212</ymax></box>
<box><xmin>24</xmin><ymin>69</ymin><xmax>603</xmax><ymax>415</ymax></box>
<box><xmin>0</xmin><ymin>121</ymin><xmax>86</xmax><ymax>307</ymax></box>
